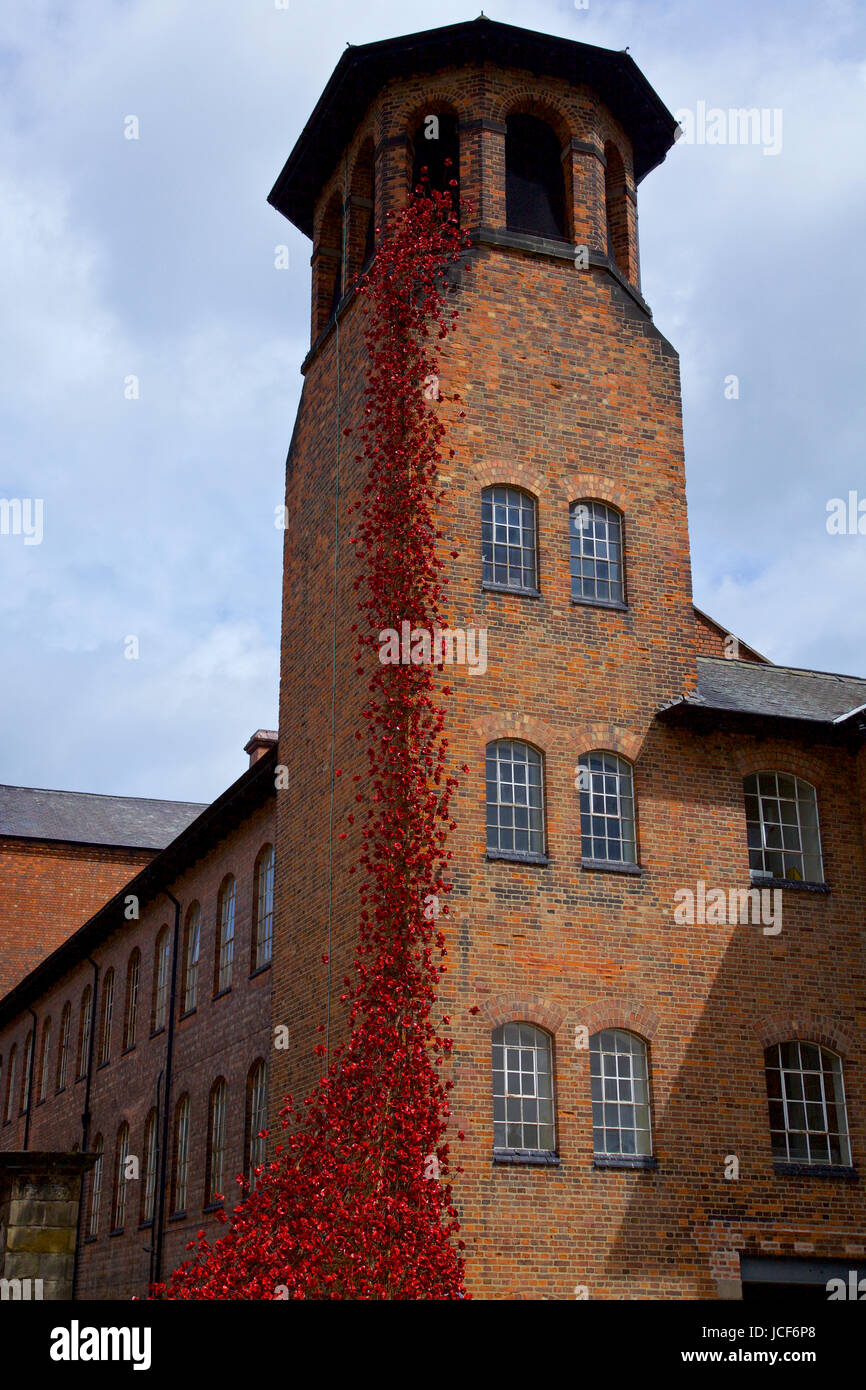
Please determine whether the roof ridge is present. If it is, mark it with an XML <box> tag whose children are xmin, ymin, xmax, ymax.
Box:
<box><xmin>0</xmin><ymin>784</ymin><xmax>208</xmax><ymax>807</ymax></box>
<box><xmin>697</xmin><ymin>656</ymin><xmax>866</xmax><ymax>684</ymax></box>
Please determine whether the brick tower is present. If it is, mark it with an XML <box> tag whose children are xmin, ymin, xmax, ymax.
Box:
<box><xmin>268</xmin><ymin>18</ymin><xmax>866</xmax><ymax>1299</ymax></box>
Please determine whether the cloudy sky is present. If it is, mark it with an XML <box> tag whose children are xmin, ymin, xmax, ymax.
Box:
<box><xmin>1</xmin><ymin>0</ymin><xmax>864</xmax><ymax>803</ymax></box>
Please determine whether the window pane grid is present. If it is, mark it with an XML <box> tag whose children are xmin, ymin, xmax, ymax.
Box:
<box><xmin>255</xmin><ymin>847</ymin><xmax>275</xmax><ymax>969</ymax></box>
<box><xmin>113</xmin><ymin>1124</ymin><xmax>129</xmax><ymax>1229</ymax></box>
<box><xmin>765</xmin><ymin>1042</ymin><xmax>850</xmax><ymax>1165</ymax></box>
<box><xmin>184</xmin><ymin>906</ymin><xmax>200</xmax><ymax>1013</ymax></box>
<box><xmin>38</xmin><ymin>1021</ymin><xmax>51</xmax><ymax>1102</ymax></box>
<box><xmin>124</xmin><ymin>954</ymin><xmax>140</xmax><ymax>1050</ymax></box>
<box><xmin>99</xmin><ymin>971</ymin><xmax>113</xmax><ymax>1066</ymax></box>
<box><xmin>209</xmin><ymin>1081</ymin><xmax>227</xmax><ymax>1202</ymax></box>
<box><xmin>481</xmin><ymin>487</ymin><xmax>538</xmax><ymax>591</ymax></box>
<box><xmin>174</xmin><ymin>1098</ymin><xmax>190</xmax><ymax>1212</ymax></box>
<box><xmin>154</xmin><ymin>933</ymin><xmax>170</xmax><ymax>1031</ymax></box>
<box><xmin>492</xmin><ymin>1022</ymin><xmax>555</xmax><ymax>1152</ymax></box>
<box><xmin>590</xmin><ymin>1030</ymin><xmax>652</xmax><ymax>1156</ymax></box>
<box><xmin>143</xmin><ymin>1111</ymin><xmax>158</xmax><ymax>1222</ymax></box>
<box><xmin>57</xmin><ymin>1006</ymin><xmax>70</xmax><ymax>1090</ymax></box>
<box><xmin>570</xmin><ymin>501</ymin><xmax>624</xmax><ymax>603</ymax></box>
<box><xmin>486</xmin><ymin>741</ymin><xmax>545</xmax><ymax>855</ymax></box>
<box><xmin>248</xmin><ymin>1061</ymin><xmax>268</xmax><ymax>1190</ymax></box>
<box><xmin>89</xmin><ymin>1137</ymin><xmax>103</xmax><ymax>1237</ymax></box>
<box><xmin>745</xmin><ymin>772</ymin><xmax>823</xmax><ymax>882</ymax></box>
<box><xmin>579</xmin><ymin>751</ymin><xmax>636</xmax><ymax>863</ymax></box>
<box><xmin>218</xmin><ymin>880</ymin><xmax>236</xmax><ymax>992</ymax></box>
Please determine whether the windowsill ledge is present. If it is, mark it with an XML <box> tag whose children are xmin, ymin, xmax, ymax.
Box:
<box><xmin>168</xmin><ymin>1210</ymin><xmax>187</xmax><ymax>1223</ymax></box>
<box><xmin>593</xmin><ymin>1155</ymin><xmax>657</xmax><ymax>1171</ymax></box>
<box><xmin>493</xmin><ymin>1150</ymin><xmax>560</xmax><ymax>1167</ymax></box>
<box><xmin>212</xmin><ymin>988</ymin><xmax>232</xmax><ymax>1002</ymax></box>
<box><xmin>486</xmin><ymin>849</ymin><xmax>550</xmax><ymax>867</ymax></box>
<box><xmin>179</xmin><ymin>1008</ymin><xmax>197</xmax><ymax>1022</ymax></box>
<box><xmin>202</xmin><ymin>1201</ymin><xmax>225</xmax><ymax>1214</ymax></box>
<box><xmin>581</xmin><ymin>858</ymin><xmax>642</xmax><ymax>876</ymax></box>
<box><xmin>481</xmin><ymin>581</ymin><xmax>542</xmax><ymax>600</ymax></box>
<box><xmin>773</xmin><ymin>1161</ymin><xmax>857</xmax><ymax>1180</ymax></box>
<box><xmin>750</xmin><ymin>875</ymin><xmax>829</xmax><ymax>894</ymax></box>
<box><xmin>249</xmin><ymin>962</ymin><xmax>272</xmax><ymax>980</ymax></box>
<box><xmin>571</xmin><ymin>596</ymin><xmax>628</xmax><ymax>613</ymax></box>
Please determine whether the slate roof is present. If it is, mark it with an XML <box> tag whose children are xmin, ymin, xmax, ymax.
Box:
<box><xmin>663</xmin><ymin>657</ymin><xmax>866</xmax><ymax>726</ymax></box>
<box><xmin>0</xmin><ymin>784</ymin><xmax>208</xmax><ymax>850</ymax></box>
<box><xmin>268</xmin><ymin>17</ymin><xmax>678</xmax><ymax>236</ymax></box>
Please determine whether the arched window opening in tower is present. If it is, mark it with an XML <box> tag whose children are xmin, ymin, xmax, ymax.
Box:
<box><xmin>604</xmin><ymin>142</ymin><xmax>629</xmax><ymax>276</ymax></box>
<box><xmin>411</xmin><ymin>113</ymin><xmax>460</xmax><ymax>214</ymax></box>
<box><xmin>506</xmin><ymin>113</ymin><xmax>567</xmax><ymax>240</ymax></box>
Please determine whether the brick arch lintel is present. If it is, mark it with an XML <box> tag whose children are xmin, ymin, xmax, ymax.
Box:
<box><xmin>579</xmin><ymin>997</ymin><xmax>660</xmax><ymax>1040</ymax></box>
<box><xmin>473</xmin><ymin>462</ymin><xmax>547</xmax><ymax>498</ymax></box>
<box><xmin>385</xmin><ymin>88</ymin><xmax>472</xmax><ymax>141</ymax></box>
<box><xmin>560</xmin><ymin>472</ymin><xmax>627</xmax><ymax>512</ymax></box>
<box><xmin>731</xmin><ymin>748</ymin><xmax>828</xmax><ymax>788</ymax></box>
<box><xmin>756</xmin><ymin>1011</ymin><xmax>855</xmax><ymax>1058</ymax></box>
<box><xmin>570</xmin><ymin>722</ymin><xmax>645</xmax><ymax>763</ymax></box>
<box><xmin>478</xmin><ymin>994</ymin><xmax>566</xmax><ymax>1034</ymax></box>
<box><xmin>471</xmin><ymin>710</ymin><xmax>558</xmax><ymax>750</ymax></box>
<box><xmin>495</xmin><ymin>90</ymin><xmax>575</xmax><ymax>149</ymax></box>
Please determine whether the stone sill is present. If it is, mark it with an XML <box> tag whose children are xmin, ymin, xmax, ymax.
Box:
<box><xmin>486</xmin><ymin>850</ymin><xmax>550</xmax><ymax>867</ymax></box>
<box><xmin>493</xmin><ymin>1150</ymin><xmax>560</xmax><ymax>1168</ymax></box>
<box><xmin>571</xmin><ymin>596</ymin><xmax>628</xmax><ymax>612</ymax></box>
<box><xmin>593</xmin><ymin>1155</ymin><xmax>657</xmax><ymax>1171</ymax></box>
<box><xmin>481</xmin><ymin>581</ymin><xmax>542</xmax><ymax>600</ymax></box>
<box><xmin>249</xmin><ymin>962</ymin><xmax>272</xmax><ymax>980</ymax></box>
<box><xmin>750</xmin><ymin>875</ymin><xmax>829</xmax><ymax>894</ymax></box>
<box><xmin>773</xmin><ymin>1162</ymin><xmax>857</xmax><ymax>1180</ymax></box>
<box><xmin>581</xmin><ymin>858</ymin><xmax>642</xmax><ymax>876</ymax></box>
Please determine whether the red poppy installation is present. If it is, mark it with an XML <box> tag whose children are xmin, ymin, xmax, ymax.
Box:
<box><xmin>153</xmin><ymin>183</ymin><xmax>471</xmax><ymax>1299</ymax></box>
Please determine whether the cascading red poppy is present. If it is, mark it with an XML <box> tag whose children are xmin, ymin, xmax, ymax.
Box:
<box><xmin>151</xmin><ymin>181</ymin><xmax>471</xmax><ymax>1300</ymax></box>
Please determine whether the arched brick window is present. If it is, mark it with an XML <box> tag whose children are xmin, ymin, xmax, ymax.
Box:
<box><xmin>97</xmin><ymin>967</ymin><xmax>114</xmax><ymax>1066</ymax></box>
<box><xmin>4</xmin><ymin>1044</ymin><xmax>17</xmax><ymax>1123</ymax></box>
<box><xmin>77</xmin><ymin>985</ymin><xmax>93</xmax><ymax>1078</ymax></box>
<box><xmin>481</xmin><ymin>485</ymin><xmax>538</xmax><ymax>593</ymax></box>
<box><xmin>578</xmin><ymin>751</ymin><xmax>637</xmax><ymax>865</ymax></box>
<box><xmin>56</xmin><ymin>1002</ymin><xmax>71</xmax><ymax>1091</ymax></box>
<box><xmin>123</xmin><ymin>949</ymin><xmax>140</xmax><ymax>1051</ymax></box>
<box><xmin>252</xmin><ymin>845</ymin><xmax>275</xmax><ymax>971</ymax></box>
<box><xmin>37</xmin><ymin>1016</ymin><xmax>51</xmax><ymax>1102</ymax></box>
<box><xmin>486</xmin><ymin>740</ymin><xmax>546</xmax><ymax>857</ymax></box>
<box><xmin>206</xmin><ymin>1077</ymin><xmax>228</xmax><ymax>1206</ymax></box>
<box><xmin>348</xmin><ymin>136</ymin><xmax>376</xmax><ymax>277</ymax></box>
<box><xmin>604</xmin><ymin>142</ymin><xmax>629</xmax><ymax>275</ymax></box>
<box><xmin>590</xmin><ymin>1030</ymin><xmax>652</xmax><ymax>1157</ymax></box>
<box><xmin>171</xmin><ymin>1094</ymin><xmax>191</xmax><ymax>1215</ymax></box>
<box><xmin>316</xmin><ymin>193</ymin><xmax>343</xmax><ymax>334</ymax></box>
<box><xmin>411</xmin><ymin>111</ymin><xmax>459</xmax><ymax>212</ymax></box>
<box><xmin>215</xmin><ymin>876</ymin><xmax>236</xmax><ymax>994</ymax></box>
<box><xmin>506</xmin><ymin>113</ymin><xmax>567</xmax><ymax>239</ymax></box>
<box><xmin>152</xmin><ymin>927</ymin><xmax>170</xmax><ymax>1032</ymax></box>
<box><xmin>20</xmin><ymin>1027</ymin><xmax>33</xmax><ymax>1113</ymax></box>
<box><xmin>765</xmin><ymin>1042</ymin><xmax>850</xmax><ymax>1167</ymax></box>
<box><xmin>570</xmin><ymin>500</ymin><xmax>625</xmax><ymax>606</ymax></box>
<box><xmin>112</xmin><ymin>1121</ymin><xmax>130</xmax><ymax>1230</ymax></box>
<box><xmin>141</xmin><ymin>1106</ymin><xmax>158</xmax><ymax>1225</ymax></box>
<box><xmin>88</xmin><ymin>1133</ymin><xmax>104</xmax><ymax>1237</ymax></box>
<box><xmin>246</xmin><ymin>1058</ymin><xmax>268</xmax><ymax>1190</ymax></box>
<box><xmin>744</xmin><ymin>772</ymin><xmax>823</xmax><ymax>883</ymax></box>
<box><xmin>182</xmin><ymin>902</ymin><xmax>201</xmax><ymax>1013</ymax></box>
<box><xmin>492</xmin><ymin>1022</ymin><xmax>556</xmax><ymax>1154</ymax></box>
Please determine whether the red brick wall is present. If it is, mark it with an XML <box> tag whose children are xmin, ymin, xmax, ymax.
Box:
<box><xmin>0</xmin><ymin>838</ymin><xmax>154</xmax><ymax>997</ymax></box>
<box><xmin>273</xmin><ymin>56</ymin><xmax>866</xmax><ymax>1300</ymax></box>
<box><xmin>0</xmin><ymin>799</ymin><xmax>274</xmax><ymax>1300</ymax></box>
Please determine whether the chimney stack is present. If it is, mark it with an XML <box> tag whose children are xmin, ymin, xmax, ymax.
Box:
<box><xmin>244</xmin><ymin>729</ymin><xmax>278</xmax><ymax>767</ymax></box>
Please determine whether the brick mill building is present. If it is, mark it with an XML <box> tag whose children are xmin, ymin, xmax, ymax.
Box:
<box><xmin>2</xmin><ymin>17</ymin><xmax>865</xmax><ymax>1301</ymax></box>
